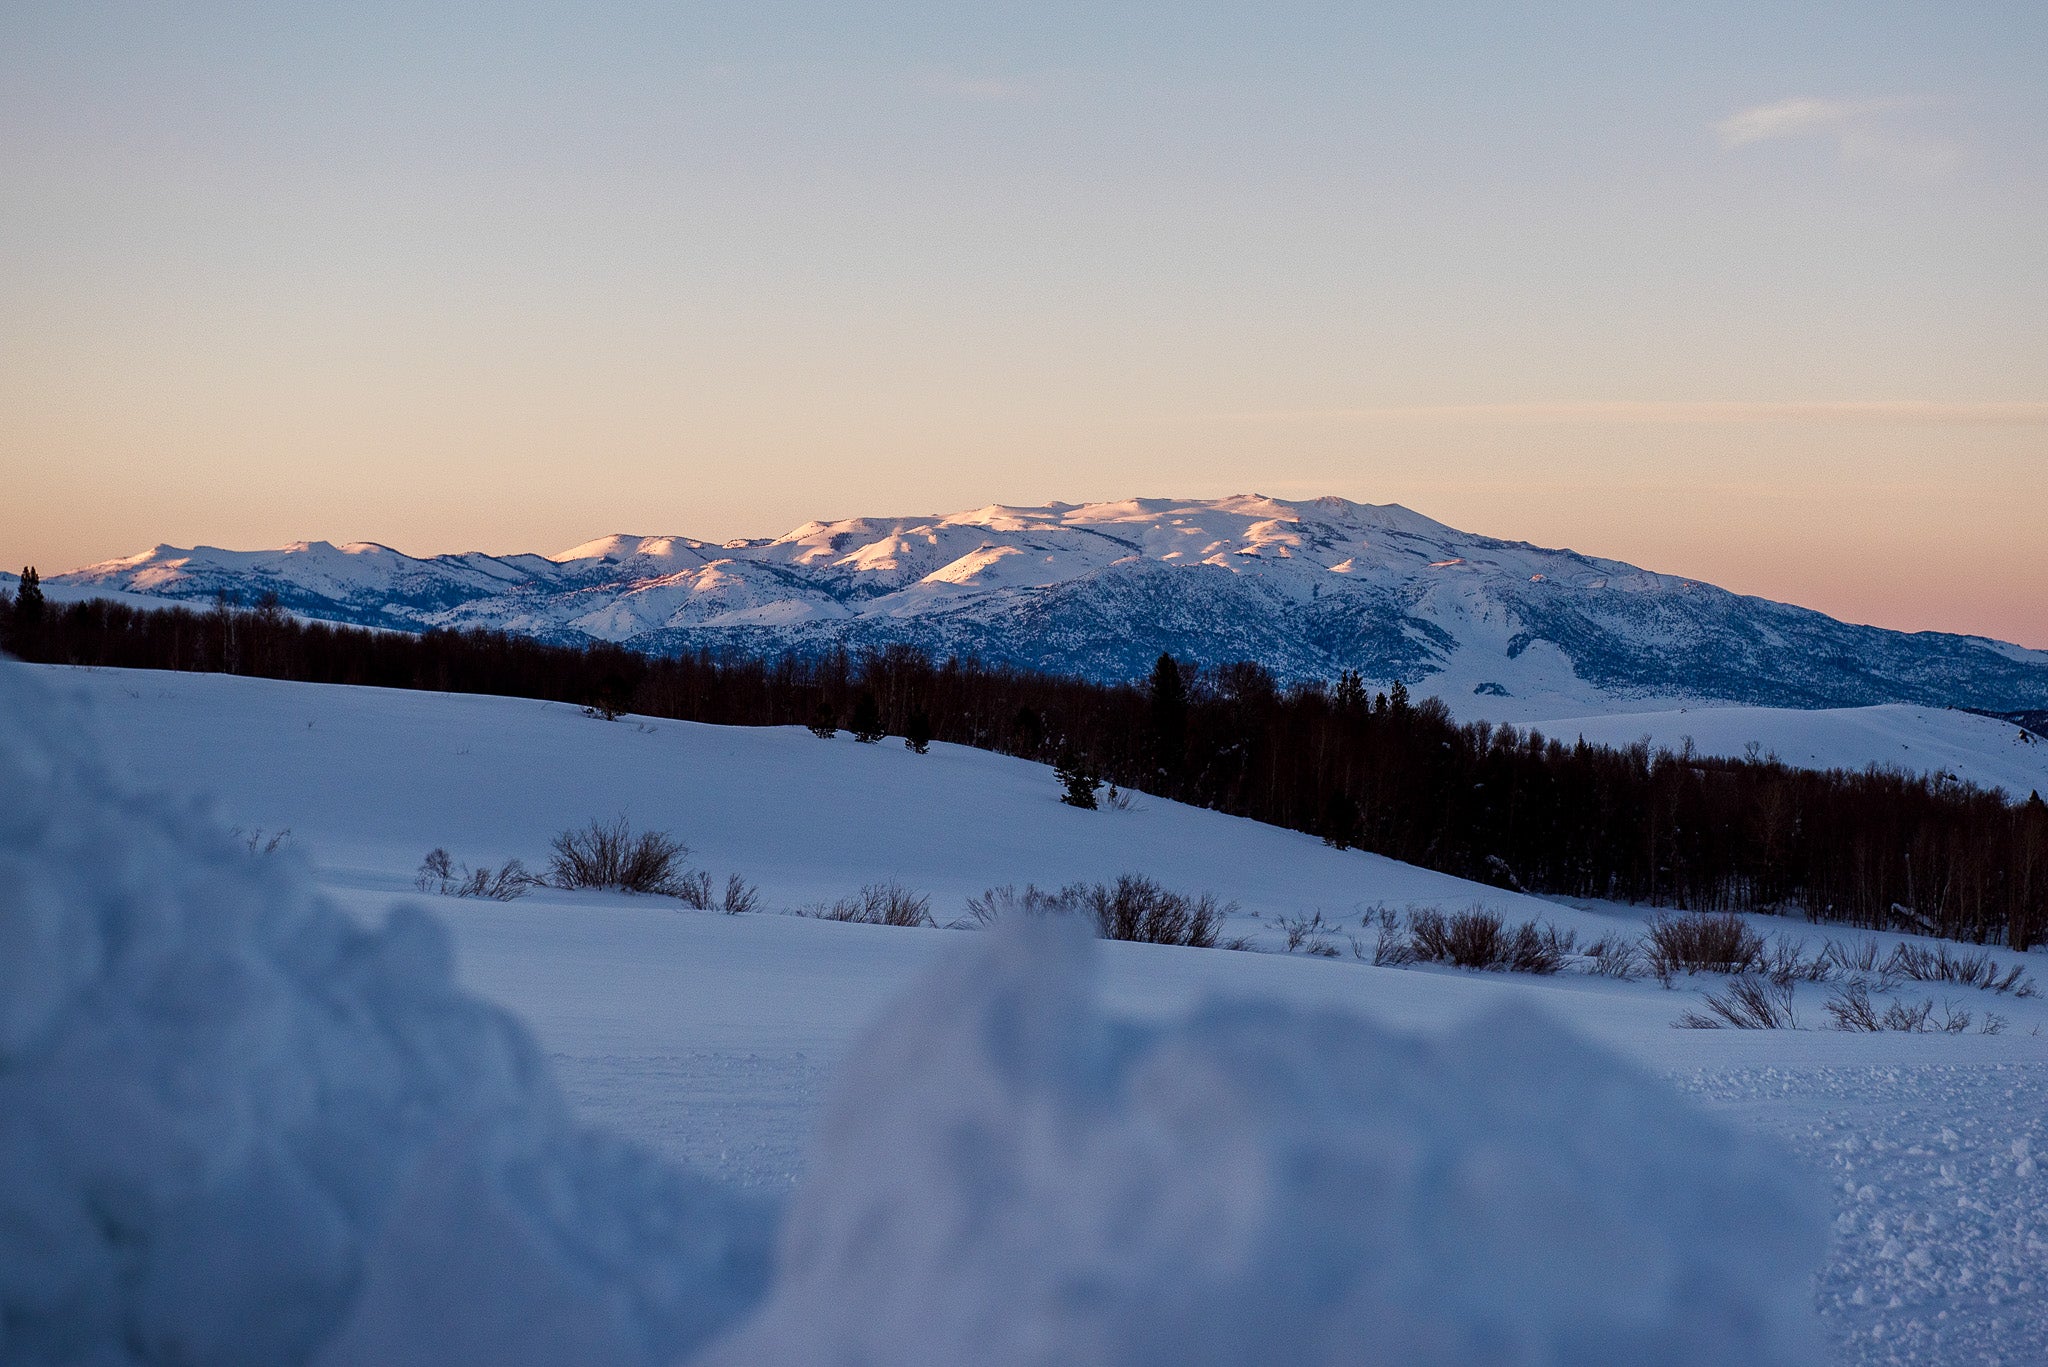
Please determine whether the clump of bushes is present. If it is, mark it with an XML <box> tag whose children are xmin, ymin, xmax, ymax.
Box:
<box><xmin>415</xmin><ymin>848</ymin><xmax>537</xmax><ymax>901</ymax></box>
<box><xmin>1381</xmin><ymin>907</ymin><xmax>1576</xmax><ymax>974</ymax></box>
<box><xmin>1884</xmin><ymin>942</ymin><xmax>2036</xmax><ymax>996</ymax></box>
<box><xmin>668</xmin><ymin>868</ymin><xmax>763</xmax><ymax>914</ymax></box>
<box><xmin>810</xmin><ymin>880</ymin><xmax>933</xmax><ymax>927</ymax></box>
<box><xmin>1644</xmin><ymin>912</ymin><xmax>1764</xmax><ymax>980</ymax></box>
<box><xmin>1676</xmin><ymin>976</ymin><xmax>1799</xmax><ymax>1030</ymax></box>
<box><xmin>964</xmin><ymin>875</ymin><xmax>1230</xmax><ymax>948</ymax></box>
<box><xmin>1821</xmin><ymin>982</ymin><xmax>2005</xmax><ymax>1034</ymax></box>
<box><xmin>547</xmin><ymin>818</ymin><xmax>692</xmax><ymax>895</ymax></box>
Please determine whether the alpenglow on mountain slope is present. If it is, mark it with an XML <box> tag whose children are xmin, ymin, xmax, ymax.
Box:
<box><xmin>49</xmin><ymin>495</ymin><xmax>2048</xmax><ymax>716</ymax></box>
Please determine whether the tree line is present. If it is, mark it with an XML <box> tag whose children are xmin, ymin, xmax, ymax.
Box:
<box><xmin>8</xmin><ymin>588</ymin><xmax>2045</xmax><ymax>949</ymax></box>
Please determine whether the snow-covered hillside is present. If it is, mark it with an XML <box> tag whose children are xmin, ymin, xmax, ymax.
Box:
<box><xmin>45</xmin><ymin>495</ymin><xmax>2048</xmax><ymax>715</ymax></box>
<box><xmin>1536</xmin><ymin>703</ymin><xmax>2048</xmax><ymax>799</ymax></box>
<box><xmin>20</xmin><ymin>664</ymin><xmax>2048</xmax><ymax>1365</ymax></box>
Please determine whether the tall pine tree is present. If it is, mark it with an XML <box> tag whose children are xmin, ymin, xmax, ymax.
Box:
<box><xmin>848</xmin><ymin>688</ymin><xmax>885</xmax><ymax>743</ymax></box>
<box><xmin>1147</xmin><ymin>652</ymin><xmax>1187</xmax><ymax>792</ymax></box>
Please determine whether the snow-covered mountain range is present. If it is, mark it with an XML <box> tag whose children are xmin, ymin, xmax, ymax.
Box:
<box><xmin>38</xmin><ymin>495</ymin><xmax>2048</xmax><ymax>717</ymax></box>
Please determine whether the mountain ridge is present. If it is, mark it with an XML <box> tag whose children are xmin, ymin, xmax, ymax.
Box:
<box><xmin>36</xmin><ymin>495</ymin><xmax>2048</xmax><ymax>720</ymax></box>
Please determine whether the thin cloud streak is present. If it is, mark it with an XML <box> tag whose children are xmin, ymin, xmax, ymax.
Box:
<box><xmin>1201</xmin><ymin>401</ymin><xmax>2048</xmax><ymax>426</ymax></box>
<box><xmin>1714</xmin><ymin>97</ymin><xmax>1907</xmax><ymax>148</ymax></box>
<box><xmin>1713</xmin><ymin>96</ymin><xmax>1959</xmax><ymax>174</ymax></box>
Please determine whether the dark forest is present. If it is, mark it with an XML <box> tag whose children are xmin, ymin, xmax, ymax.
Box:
<box><xmin>9</xmin><ymin>592</ymin><xmax>2044</xmax><ymax>950</ymax></box>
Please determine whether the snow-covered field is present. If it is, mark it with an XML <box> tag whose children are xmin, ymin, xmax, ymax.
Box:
<box><xmin>13</xmin><ymin>664</ymin><xmax>2048</xmax><ymax>1365</ymax></box>
<box><xmin>1527</xmin><ymin>702</ymin><xmax>2048</xmax><ymax>799</ymax></box>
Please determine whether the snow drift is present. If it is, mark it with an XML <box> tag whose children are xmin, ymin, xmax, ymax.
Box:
<box><xmin>0</xmin><ymin>658</ymin><xmax>1826</xmax><ymax>1364</ymax></box>
<box><xmin>710</xmin><ymin>917</ymin><xmax>1827</xmax><ymax>1367</ymax></box>
<box><xmin>0</xmin><ymin>662</ymin><xmax>771</xmax><ymax>1367</ymax></box>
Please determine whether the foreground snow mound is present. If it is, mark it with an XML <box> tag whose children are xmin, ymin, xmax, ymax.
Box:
<box><xmin>0</xmin><ymin>663</ymin><xmax>770</xmax><ymax>1367</ymax></box>
<box><xmin>708</xmin><ymin>920</ymin><xmax>1826</xmax><ymax>1367</ymax></box>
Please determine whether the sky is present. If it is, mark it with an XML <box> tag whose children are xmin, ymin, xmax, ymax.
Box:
<box><xmin>2</xmin><ymin>2</ymin><xmax>2044</xmax><ymax>645</ymax></box>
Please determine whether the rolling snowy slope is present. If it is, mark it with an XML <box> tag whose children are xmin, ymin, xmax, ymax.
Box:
<box><xmin>24</xmin><ymin>663</ymin><xmax>2048</xmax><ymax>1365</ymax></box>
<box><xmin>1535</xmin><ymin>703</ymin><xmax>2048</xmax><ymax>798</ymax></box>
<box><xmin>28</xmin><ymin>659</ymin><xmax>2048</xmax><ymax>1360</ymax></box>
<box><xmin>44</xmin><ymin>496</ymin><xmax>2048</xmax><ymax>715</ymax></box>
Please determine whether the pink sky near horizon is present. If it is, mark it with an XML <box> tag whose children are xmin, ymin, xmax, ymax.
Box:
<box><xmin>4</xmin><ymin>4</ymin><xmax>2044</xmax><ymax>649</ymax></box>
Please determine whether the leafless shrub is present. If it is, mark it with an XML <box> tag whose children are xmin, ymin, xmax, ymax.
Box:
<box><xmin>821</xmin><ymin>881</ymin><xmax>934</xmax><ymax>927</ymax></box>
<box><xmin>963</xmin><ymin>883</ymin><xmax>1084</xmax><ymax>926</ymax></box>
<box><xmin>1505</xmin><ymin>922</ymin><xmax>1575</xmax><ymax>974</ymax></box>
<box><xmin>964</xmin><ymin>876</ymin><xmax>1228</xmax><ymax>948</ymax></box>
<box><xmin>721</xmin><ymin>874</ymin><xmax>760</xmax><ymax>915</ymax></box>
<box><xmin>1823</xmin><ymin>937</ymin><xmax>1882</xmax><ymax>977</ymax></box>
<box><xmin>1278</xmin><ymin>909</ymin><xmax>1339</xmax><ymax>955</ymax></box>
<box><xmin>671</xmin><ymin>868</ymin><xmax>716</xmax><ymax>909</ymax></box>
<box><xmin>1087</xmin><ymin>875</ymin><xmax>1227</xmax><ymax>948</ymax></box>
<box><xmin>1677</xmin><ymin>975</ymin><xmax>1798</xmax><ymax>1029</ymax></box>
<box><xmin>1644</xmin><ymin>912</ymin><xmax>1763</xmax><ymax>980</ymax></box>
<box><xmin>1882</xmin><ymin>997</ymin><xmax>1936</xmax><ymax>1033</ymax></box>
<box><xmin>415</xmin><ymin>848</ymin><xmax>535</xmax><ymax>901</ymax></box>
<box><xmin>1886</xmin><ymin>942</ymin><xmax>2037</xmax><ymax>997</ymax></box>
<box><xmin>547</xmin><ymin>818</ymin><xmax>690</xmax><ymax>895</ymax></box>
<box><xmin>1822</xmin><ymin>982</ymin><xmax>1881</xmax><ymax>1031</ymax></box>
<box><xmin>1582</xmin><ymin>936</ymin><xmax>1644</xmax><ymax>980</ymax></box>
<box><xmin>1760</xmin><ymin>936</ymin><xmax>1833</xmax><ymax>986</ymax></box>
<box><xmin>1824</xmin><ymin>981</ymin><xmax>1995</xmax><ymax>1033</ymax></box>
<box><xmin>233</xmin><ymin>826</ymin><xmax>293</xmax><ymax>856</ymax></box>
<box><xmin>1364</xmin><ymin>906</ymin><xmax>1417</xmax><ymax>966</ymax></box>
<box><xmin>1403</xmin><ymin>907</ymin><xmax>1572</xmax><ymax>974</ymax></box>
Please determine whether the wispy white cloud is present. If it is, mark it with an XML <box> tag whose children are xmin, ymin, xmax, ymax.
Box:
<box><xmin>1714</xmin><ymin>97</ymin><xmax>1900</xmax><ymax>148</ymax></box>
<box><xmin>1713</xmin><ymin>96</ymin><xmax>1959</xmax><ymax>174</ymax></box>
<box><xmin>1201</xmin><ymin>401</ymin><xmax>2048</xmax><ymax>426</ymax></box>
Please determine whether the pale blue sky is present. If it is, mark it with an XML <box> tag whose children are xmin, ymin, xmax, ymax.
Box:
<box><xmin>4</xmin><ymin>3</ymin><xmax>2044</xmax><ymax>641</ymax></box>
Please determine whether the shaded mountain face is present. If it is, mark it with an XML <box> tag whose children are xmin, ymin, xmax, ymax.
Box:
<box><xmin>47</xmin><ymin>495</ymin><xmax>2048</xmax><ymax>717</ymax></box>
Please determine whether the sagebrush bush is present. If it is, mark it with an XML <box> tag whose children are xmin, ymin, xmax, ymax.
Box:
<box><xmin>1677</xmin><ymin>975</ymin><xmax>1798</xmax><ymax>1029</ymax></box>
<box><xmin>547</xmin><ymin>819</ymin><xmax>691</xmax><ymax>895</ymax></box>
<box><xmin>1399</xmin><ymin>907</ymin><xmax>1572</xmax><ymax>974</ymax></box>
<box><xmin>415</xmin><ymin>848</ymin><xmax>536</xmax><ymax>901</ymax></box>
<box><xmin>1885</xmin><ymin>942</ymin><xmax>2036</xmax><ymax>996</ymax></box>
<box><xmin>1084</xmin><ymin>874</ymin><xmax>1226</xmax><ymax>948</ymax></box>
<box><xmin>964</xmin><ymin>875</ymin><xmax>1228</xmax><ymax>948</ymax></box>
<box><xmin>821</xmin><ymin>881</ymin><xmax>933</xmax><ymax>927</ymax></box>
<box><xmin>1644</xmin><ymin>912</ymin><xmax>1763</xmax><ymax>980</ymax></box>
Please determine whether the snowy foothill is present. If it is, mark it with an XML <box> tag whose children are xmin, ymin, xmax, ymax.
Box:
<box><xmin>1525</xmin><ymin>702</ymin><xmax>2048</xmax><ymax>801</ymax></box>
<box><xmin>9</xmin><ymin>662</ymin><xmax>2048</xmax><ymax>1364</ymax></box>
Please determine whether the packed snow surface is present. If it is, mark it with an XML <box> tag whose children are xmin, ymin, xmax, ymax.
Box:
<box><xmin>708</xmin><ymin>918</ymin><xmax>1825</xmax><ymax>1367</ymax></box>
<box><xmin>0</xmin><ymin>664</ymin><xmax>770</xmax><ymax>1367</ymax></box>
<box><xmin>14</xmin><ymin>664</ymin><xmax>2048</xmax><ymax>1364</ymax></box>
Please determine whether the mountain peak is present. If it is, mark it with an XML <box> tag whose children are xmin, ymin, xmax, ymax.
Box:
<box><xmin>41</xmin><ymin>498</ymin><xmax>2048</xmax><ymax>718</ymax></box>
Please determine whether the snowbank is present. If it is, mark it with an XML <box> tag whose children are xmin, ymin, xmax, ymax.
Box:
<box><xmin>708</xmin><ymin>917</ymin><xmax>1827</xmax><ymax>1367</ymax></box>
<box><xmin>1</xmin><ymin>657</ymin><xmax>1828</xmax><ymax>1364</ymax></box>
<box><xmin>0</xmin><ymin>662</ymin><xmax>771</xmax><ymax>1367</ymax></box>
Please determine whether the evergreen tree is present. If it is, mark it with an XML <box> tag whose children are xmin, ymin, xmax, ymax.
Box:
<box><xmin>1319</xmin><ymin>790</ymin><xmax>1363</xmax><ymax>850</ymax></box>
<box><xmin>1055</xmin><ymin>750</ymin><xmax>1101</xmax><ymax>809</ymax></box>
<box><xmin>1388</xmin><ymin>679</ymin><xmax>1411</xmax><ymax>715</ymax></box>
<box><xmin>848</xmin><ymin>688</ymin><xmax>885</xmax><ymax>743</ymax></box>
<box><xmin>1147</xmin><ymin>652</ymin><xmax>1187</xmax><ymax>789</ymax></box>
<box><xmin>904</xmin><ymin>706</ymin><xmax>932</xmax><ymax>754</ymax></box>
<box><xmin>807</xmin><ymin>701</ymin><xmax>838</xmax><ymax>739</ymax></box>
<box><xmin>7</xmin><ymin>566</ymin><xmax>45</xmax><ymax>659</ymax></box>
<box><xmin>1334</xmin><ymin>668</ymin><xmax>1367</xmax><ymax>717</ymax></box>
<box><xmin>1010</xmin><ymin>704</ymin><xmax>1044</xmax><ymax>756</ymax></box>
<box><xmin>15</xmin><ymin>566</ymin><xmax>44</xmax><ymax>626</ymax></box>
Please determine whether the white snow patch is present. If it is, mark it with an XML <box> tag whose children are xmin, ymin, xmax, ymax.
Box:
<box><xmin>710</xmin><ymin>918</ymin><xmax>1827</xmax><ymax>1367</ymax></box>
<box><xmin>0</xmin><ymin>663</ymin><xmax>770</xmax><ymax>1367</ymax></box>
